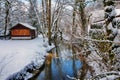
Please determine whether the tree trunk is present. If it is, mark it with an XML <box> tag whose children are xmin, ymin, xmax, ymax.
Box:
<box><xmin>47</xmin><ymin>0</ymin><xmax>52</xmax><ymax>45</ymax></box>
<box><xmin>79</xmin><ymin>0</ymin><xmax>88</xmax><ymax>36</ymax></box>
<box><xmin>45</xmin><ymin>0</ymin><xmax>52</xmax><ymax>45</ymax></box>
<box><xmin>72</xmin><ymin>1</ymin><xmax>76</xmax><ymax>35</ymax></box>
<box><xmin>42</xmin><ymin>0</ymin><xmax>47</xmax><ymax>36</ymax></box>
<box><xmin>4</xmin><ymin>0</ymin><xmax>10</xmax><ymax>40</ymax></box>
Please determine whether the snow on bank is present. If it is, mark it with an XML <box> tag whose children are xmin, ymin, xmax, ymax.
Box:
<box><xmin>0</xmin><ymin>35</ymin><xmax>54</xmax><ymax>80</ymax></box>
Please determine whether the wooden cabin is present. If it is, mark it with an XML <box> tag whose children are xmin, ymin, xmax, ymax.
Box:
<box><xmin>10</xmin><ymin>22</ymin><xmax>37</xmax><ymax>40</ymax></box>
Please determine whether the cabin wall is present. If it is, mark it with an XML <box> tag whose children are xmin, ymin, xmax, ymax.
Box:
<box><xmin>31</xmin><ymin>30</ymin><xmax>36</xmax><ymax>39</ymax></box>
<box><xmin>10</xmin><ymin>24</ymin><xmax>37</xmax><ymax>39</ymax></box>
<box><xmin>11</xmin><ymin>29</ymin><xmax>30</xmax><ymax>37</ymax></box>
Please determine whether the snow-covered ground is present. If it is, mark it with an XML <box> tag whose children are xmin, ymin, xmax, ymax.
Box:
<box><xmin>0</xmin><ymin>35</ymin><xmax>54</xmax><ymax>80</ymax></box>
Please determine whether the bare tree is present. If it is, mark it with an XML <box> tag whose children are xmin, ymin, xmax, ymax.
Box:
<box><xmin>4</xmin><ymin>0</ymin><xmax>10</xmax><ymax>39</ymax></box>
<box><xmin>28</xmin><ymin>0</ymin><xmax>38</xmax><ymax>27</ymax></box>
<box><xmin>27</xmin><ymin>0</ymin><xmax>47</xmax><ymax>40</ymax></box>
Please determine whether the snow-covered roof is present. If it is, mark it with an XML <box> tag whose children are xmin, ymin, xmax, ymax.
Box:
<box><xmin>19</xmin><ymin>22</ymin><xmax>36</xmax><ymax>30</ymax></box>
<box><xmin>13</xmin><ymin>22</ymin><xmax>36</xmax><ymax>30</ymax></box>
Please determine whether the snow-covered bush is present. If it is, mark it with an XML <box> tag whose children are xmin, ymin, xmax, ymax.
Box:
<box><xmin>92</xmin><ymin>71</ymin><xmax>120</xmax><ymax>80</ymax></box>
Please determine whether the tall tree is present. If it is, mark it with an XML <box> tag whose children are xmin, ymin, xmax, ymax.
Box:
<box><xmin>28</xmin><ymin>0</ymin><xmax>44</xmax><ymax>36</ymax></box>
<box><xmin>28</xmin><ymin>0</ymin><xmax>38</xmax><ymax>27</ymax></box>
<box><xmin>45</xmin><ymin>0</ymin><xmax>52</xmax><ymax>45</ymax></box>
<box><xmin>72</xmin><ymin>0</ymin><xmax>77</xmax><ymax>35</ymax></box>
<box><xmin>41</xmin><ymin>0</ymin><xmax>47</xmax><ymax>36</ymax></box>
<box><xmin>78</xmin><ymin>0</ymin><xmax>88</xmax><ymax>36</ymax></box>
<box><xmin>48</xmin><ymin>0</ymin><xmax>52</xmax><ymax>45</ymax></box>
<box><xmin>4</xmin><ymin>0</ymin><xmax>10</xmax><ymax>39</ymax></box>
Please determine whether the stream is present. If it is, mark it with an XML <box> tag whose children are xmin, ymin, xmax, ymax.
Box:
<box><xmin>36</xmin><ymin>43</ymin><xmax>82</xmax><ymax>80</ymax></box>
<box><xmin>37</xmin><ymin>58</ymin><xmax>82</xmax><ymax>80</ymax></box>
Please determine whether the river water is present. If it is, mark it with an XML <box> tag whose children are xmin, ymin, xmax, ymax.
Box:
<box><xmin>36</xmin><ymin>43</ymin><xmax>82</xmax><ymax>80</ymax></box>
<box><xmin>37</xmin><ymin>58</ymin><xmax>82</xmax><ymax>80</ymax></box>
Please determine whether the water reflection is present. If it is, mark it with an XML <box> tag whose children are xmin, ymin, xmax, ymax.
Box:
<box><xmin>37</xmin><ymin>58</ymin><xmax>82</xmax><ymax>80</ymax></box>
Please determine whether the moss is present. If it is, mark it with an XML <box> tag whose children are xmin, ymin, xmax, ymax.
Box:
<box><xmin>90</xmin><ymin>30</ymin><xmax>105</xmax><ymax>40</ymax></box>
<box><xmin>109</xmin><ymin>52</ymin><xmax>115</xmax><ymax>60</ymax></box>
<box><xmin>105</xmin><ymin>1</ymin><xmax>114</xmax><ymax>6</ymax></box>
<box><xmin>105</xmin><ymin>7</ymin><xmax>112</xmax><ymax>12</ymax></box>
<box><xmin>95</xmin><ymin>42</ymin><xmax>111</xmax><ymax>53</ymax></box>
<box><xmin>90</xmin><ymin>30</ymin><xmax>112</xmax><ymax>53</ymax></box>
<box><xmin>91</xmin><ymin>24</ymin><xmax>103</xmax><ymax>29</ymax></box>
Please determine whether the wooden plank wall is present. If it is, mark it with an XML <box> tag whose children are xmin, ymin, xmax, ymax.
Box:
<box><xmin>11</xmin><ymin>29</ymin><xmax>30</xmax><ymax>36</ymax></box>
